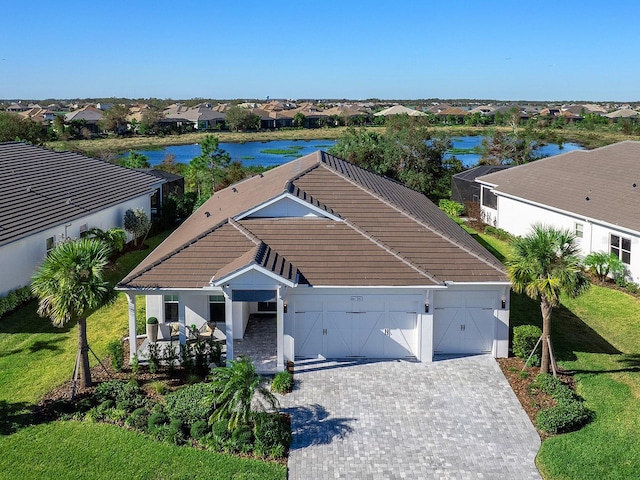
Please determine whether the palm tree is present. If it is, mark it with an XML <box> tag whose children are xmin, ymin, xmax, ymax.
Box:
<box><xmin>31</xmin><ymin>238</ymin><xmax>112</xmax><ymax>387</ymax></box>
<box><xmin>507</xmin><ymin>224</ymin><xmax>590</xmax><ymax>374</ymax></box>
<box><xmin>209</xmin><ymin>356</ymin><xmax>279</xmax><ymax>430</ymax></box>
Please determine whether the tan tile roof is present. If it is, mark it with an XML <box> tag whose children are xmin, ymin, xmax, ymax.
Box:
<box><xmin>119</xmin><ymin>151</ymin><xmax>507</xmax><ymax>289</ymax></box>
<box><xmin>477</xmin><ymin>141</ymin><xmax>640</xmax><ymax>232</ymax></box>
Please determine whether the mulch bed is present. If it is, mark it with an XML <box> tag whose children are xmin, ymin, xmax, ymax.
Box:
<box><xmin>497</xmin><ymin>356</ymin><xmax>576</xmax><ymax>440</ymax></box>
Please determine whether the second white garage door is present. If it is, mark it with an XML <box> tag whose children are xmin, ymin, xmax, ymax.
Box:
<box><xmin>294</xmin><ymin>294</ymin><xmax>421</xmax><ymax>359</ymax></box>
<box><xmin>433</xmin><ymin>291</ymin><xmax>497</xmax><ymax>355</ymax></box>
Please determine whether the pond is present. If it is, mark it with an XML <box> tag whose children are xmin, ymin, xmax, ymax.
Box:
<box><xmin>130</xmin><ymin>137</ymin><xmax>583</xmax><ymax>169</ymax></box>
<box><xmin>443</xmin><ymin>136</ymin><xmax>584</xmax><ymax>166</ymax></box>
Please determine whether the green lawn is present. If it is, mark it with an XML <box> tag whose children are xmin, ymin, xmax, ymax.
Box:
<box><xmin>0</xmin><ymin>421</ymin><xmax>286</xmax><ymax>480</ymax></box>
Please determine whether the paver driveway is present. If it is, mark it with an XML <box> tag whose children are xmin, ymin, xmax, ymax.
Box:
<box><xmin>279</xmin><ymin>355</ymin><xmax>541</xmax><ymax>480</ymax></box>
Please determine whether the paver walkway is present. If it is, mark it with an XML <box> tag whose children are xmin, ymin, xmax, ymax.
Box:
<box><xmin>280</xmin><ymin>355</ymin><xmax>541</xmax><ymax>480</ymax></box>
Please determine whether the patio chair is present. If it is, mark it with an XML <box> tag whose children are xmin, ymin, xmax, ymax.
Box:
<box><xmin>198</xmin><ymin>321</ymin><xmax>216</xmax><ymax>339</ymax></box>
<box><xmin>169</xmin><ymin>322</ymin><xmax>180</xmax><ymax>342</ymax></box>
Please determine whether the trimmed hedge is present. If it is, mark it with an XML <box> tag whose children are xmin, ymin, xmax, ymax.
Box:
<box><xmin>512</xmin><ymin>325</ymin><xmax>542</xmax><ymax>360</ymax></box>
<box><xmin>533</xmin><ymin>373</ymin><xmax>594</xmax><ymax>434</ymax></box>
<box><xmin>0</xmin><ymin>286</ymin><xmax>33</xmax><ymax>319</ymax></box>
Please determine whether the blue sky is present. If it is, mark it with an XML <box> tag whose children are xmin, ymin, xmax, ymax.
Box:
<box><xmin>2</xmin><ymin>1</ymin><xmax>638</xmax><ymax>101</ymax></box>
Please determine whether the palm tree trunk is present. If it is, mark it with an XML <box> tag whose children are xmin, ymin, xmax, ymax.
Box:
<box><xmin>540</xmin><ymin>296</ymin><xmax>553</xmax><ymax>374</ymax></box>
<box><xmin>78</xmin><ymin>317</ymin><xmax>92</xmax><ymax>387</ymax></box>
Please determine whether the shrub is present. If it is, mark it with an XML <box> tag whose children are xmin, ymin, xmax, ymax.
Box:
<box><xmin>164</xmin><ymin>383</ymin><xmax>216</xmax><ymax>427</ymax></box>
<box><xmin>95</xmin><ymin>380</ymin><xmax>148</xmax><ymax>413</ymax></box>
<box><xmin>228</xmin><ymin>423</ymin><xmax>254</xmax><ymax>453</ymax></box>
<box><xmin>106</xmin><ymin>339</ymin><xmax>125</xmax><ymax>372</ymax></box>
<box><xmin>626</xmin><ymin>282</ymin><xmax>640</xmax><ymax>295</ymax></box>
<box><xmin>147</xmin><ymin>343</ymin><xmax>161</xmax><ymax>374</ymax></box>
<box><xmin>151</xmin><ymin>381</ymin><xmax>169</xmax><ymax>395</ymax></box>
<box><xmin>95</xmin><ymin>380</ymin><xmax>138</xmax><ymax>403</ymax></box>
<box><xmin>438</xmin><ymin>199</ymin><xmax>464</xmax><ymax>217</ymax></box>
<box><xmin>512</xmin><ymin>325</ymin><xmax>542</xmax><ymax>360</ymax></box>
<box><xmin>253</xmin><ymin>413</ymin><xmax>291</xmax><ymax>458</ymax></box>
<box><xmin>0</xmin><ymin>286</ymin><xmax>33</xmax><ymax>319</ymax></box>
<box><xmin>484</xmin><ymin>225</ymin><xmax>513</xmax><ymax>241</ymax></box>
<box><xmin>209</xmin><ymin>340</ymin><xmax>223</xmax><ymax>366</ymax></box>
<box><xmin>125</xmin><ymin>407</ymin><xmax>150</xmax><ymax>430</ymax></box>
<box><xmin>190</xmin><ymin>420</ymin><xmax>210</xmax><ymax>440</ymax></box>
<box><xmin>212</xmin><ymin>419</ymin><xmax>231</xmax><ymax>441</ymax></box>
<box><xmin>150</xmin><ymin>419</ymin><xmax>186</xmax><ymax>445</ymax></box>
<box><xmin>271</xmin><ymin>371</ymin><xmax>294</xmax><ymax>394</ymax></box>
<box><xmin>131</xmin><ymin>354</ymin><xmax>140</xmax><ymax>375</ymax></box>
<box><xmin>533</xmin><ymin>373</ymin><xmax>593</xmax><ymax>434</ymax></box>
<box><xmin>147</xmin><ymin>412</ymin><xmax>170</xmax><ymax>430</ymax></box>
<box><xmin>584</xmin><ymin>251</ymin><xmax>628</xmax><ymax>282</ymax></box>
<box><xmin>180</xmin><ymin>343</ymin><xmax>194</xmax><ymax>372</ymax></box>
<box><xmin>97</xmin><ymin>399</ymin><xmax>115</xmax><ymax>412</ymax></box>
<box><xmin>536</xmin><ymin>400</ymin><xmax>593</xmax><ymax>434</ymax></box>
<box><xmin>162</xmin><ymin>344</ymin><xmax>178</xmax><ymax>373</ymax></box>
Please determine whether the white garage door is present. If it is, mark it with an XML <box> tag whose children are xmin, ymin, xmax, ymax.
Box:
<box><xmin>294</xmin><ymin>295</ymin><xmax>421</xmax><ymax>359</ymax></box>
<box><xmin>433</xmin><ymin>291</ymin><xmax>496</xmax><ymax>355</ymax></box>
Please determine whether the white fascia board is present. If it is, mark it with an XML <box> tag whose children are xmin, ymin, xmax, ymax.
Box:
<box><xmin>495</xmin><ymin>191</ymin><xmax>640</xmax><ymax>237</ymax></box>
<box><xmin>115</xmin><ymin>286</ymin><xmax>215</xmax><ymax>293</ymax></box>
<box><xmin>234</xmin><ymin>192</ymin><xmax>343</xmax><ymax>222</ymax></box>
<box><xmin>441</xmin><ymin>281</ymin><xmax>511</xmax><ymax>287</ymax></box>
<box><xmin>211</xmin><ymin>264</ymin><xmax>296</xmax><ymax>288</ymax></box>
<box><xmin>475</xmin><ymin>178</ymin><xmax>499</xmax><ymax>188</ymax></box>
<box><xmin>306</xmin><ymin>284</ymin><xmax>448</xmax><ymax>290</ymax></box>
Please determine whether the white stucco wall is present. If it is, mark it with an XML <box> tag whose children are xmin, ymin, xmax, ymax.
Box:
<box><xmin>0</xmin><ymin>194</ymin><xmax>151</xmax><ymax>296</ymax></box>
<box><xmin>483</xmin><ymin>194</ymin><xmax>640</xmax><ymax>282</ymax></box>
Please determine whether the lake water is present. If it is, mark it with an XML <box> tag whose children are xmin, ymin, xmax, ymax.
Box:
<box><xmin>131</xmin><ymin>137</ymin><xmax>583</xmax><ymax>168</ymax></box>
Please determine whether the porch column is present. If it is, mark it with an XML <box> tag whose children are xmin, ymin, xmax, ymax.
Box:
<box><xmin>125</xmin><ymin>292</ymin><xmax>137</xmax><ymax>361</ymax></box>
<box><xmin>224</xmin><ymin>290</ymin><xmax>234</xmax><ymax>365</ymax></box>
<box><xmin>276</xmin><ymin>287</ymin><xmax>285</xmax><ymax>371</ymax></box>
<box><xmin>178</xmin><ymin>297</ymin><xmax>186</xmax><ymax>345</ymax></box>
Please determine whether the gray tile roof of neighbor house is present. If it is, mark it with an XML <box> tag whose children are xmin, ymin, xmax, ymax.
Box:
<box><xmin>477</xmin><ymin>141</ymin><xmax>640</xmax><ymax>232</ymax></box>
<box><xmin>120</xmin><ymin>151</ymin><xmax>506</xmax><ymax>290</ymax></box>
<box><xmin>0</xmin><ymin>142</ymin><xmax>164</xmax><ymax>247</ymax></box>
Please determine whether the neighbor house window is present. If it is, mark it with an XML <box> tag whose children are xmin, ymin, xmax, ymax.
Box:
<box><xmin>46</xmin><ymin>236</ymin><xmax>55</xmax><ymax>255</ymax></box>
<box><xmin>610</xmin><ymin>234</ymin><xmax>631</xmax><ymax>265</ymax></box>
<box><xmin>574</xmin><ymin>223</ymin><xmax>584</xmax><ymax>238</ymax></box>
<box><xmin>79</xmin><ymin>224</ymin><xmax>88</xmax><ymax>237</ymax></box>
<box><xmin>164</xmin><ymin>295</ymin><xmax>179</xmax><ymax>323</ymax></box>
<box><xmin>481</xmin><ymin>186</ymin><xmax>498</xmax><ymax>209</ymax></box>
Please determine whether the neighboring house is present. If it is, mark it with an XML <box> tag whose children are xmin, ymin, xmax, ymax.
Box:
<box><xmin>64</xmin><ymin>105</ymin><xmax>104</xmax><ymax>133</ymax></box>
<box><xmin>374</xmin><ymin>105</ymin><xmax>426</xmax><ymax>117</ymax></box>
<box><xmin>117</xmin><ymin>151</ymin><xmax>510</xmax><ymax>372</ymax></box>
<box><xmin>0</xmin><ymin>142</ymin><xmax>165</xmax><ymax>296</ymax></box>
<box><xmin>162</xmin><ymin>106</ymin><xmax>225</xmax><ymax>130</ymax></box>
<box><xmin>451</xmin><ymin>165</ymin><xmax>511</xmax><ymax>205</ymax></box>
<box><xmin>477</xmin><ymin>141</ymin><xmax>640</xmax><ymax>282</ymax></box>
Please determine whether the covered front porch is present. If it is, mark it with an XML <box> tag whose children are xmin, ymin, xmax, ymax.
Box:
<box><xmin>122</xmin><ymin>288</ymin><xmax>285</xmax><ymax>374</ymax></box>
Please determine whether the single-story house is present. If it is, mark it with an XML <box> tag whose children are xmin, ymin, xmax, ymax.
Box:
<box><xmin>0</xmin><ymin>142</ymin><xmax>165</xmax><ymax>296</ymax></box>
<box><xmin>117</xmin><ymin>151</ymin><xmax>510</xmax><ymax>371</ymax></box>
<box><xmin>374</xmin><ymin>105</ymin><xmax>426</xmax><ymax>117</ymax></box>
<box><xmin>477</xmin><ymin>141</ymin><xmax>640</xmax><ymax>282</ymax></box>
